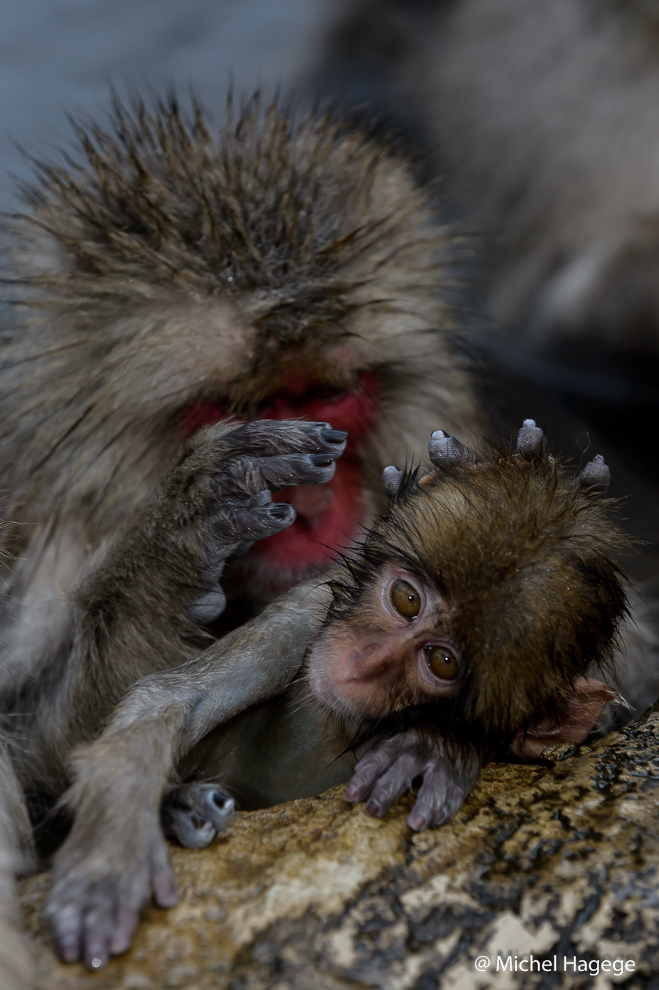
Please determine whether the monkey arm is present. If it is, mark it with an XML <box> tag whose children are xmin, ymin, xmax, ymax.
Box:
<box><xmin>47</xmin><ymin>578</ymin><xmax>331</xmax><ymax>970</ymax></box>
<box><xmin>111</xmin><ymin>579</ymin><xmax>331</xmax><ymax>756</ymax></box>
<box><xmin>48</xmin><ymin>419</ymin><xmax>345</xmax><ymax>759</ymax></box>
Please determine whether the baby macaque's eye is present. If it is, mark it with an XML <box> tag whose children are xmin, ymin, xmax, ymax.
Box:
<box><xmin>391</xmin><ymin>580</ymin><xmax>421</xmax><ymax>618</ymax></box>
<box><xmin>425</xmin><ymin>644</ymin><xmax>459</xmax><ymax>680</ymax></box>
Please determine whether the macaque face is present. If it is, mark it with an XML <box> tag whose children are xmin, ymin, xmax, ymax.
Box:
<box><xmin>306</xmin><ymin>564</ymin><xmax>463</xmax><ymax>719</ymax></box>
<box><xmin>307</xmin><ymin>426</ymin><xmax>629</xmax><ymax>752</ymax></box>
<box><xmin>307</xmin><ymin>551</ymin><xmax>620</xmax><ymax>752</ymax></box>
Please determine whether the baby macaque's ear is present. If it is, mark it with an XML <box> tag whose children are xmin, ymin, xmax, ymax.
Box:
<box><xmin>509</xmin><ymin>678</ymin><xmax>620</xmax><ymax>758</ymax></box>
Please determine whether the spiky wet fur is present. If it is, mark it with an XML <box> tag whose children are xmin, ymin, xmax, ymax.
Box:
<box><xmin>0</xmin><ymin>94</ymin><xmax>480</xmax><ymax>792</ymax></box>
<box><xmin>3</xmin><ymin>96</ymin><xmax>475</xmax><ymax>521</ymax></box>
<box><xmin>330</xmin><ymin>448</ymin><xmax>630</xmax><ymax>753</ymax></box>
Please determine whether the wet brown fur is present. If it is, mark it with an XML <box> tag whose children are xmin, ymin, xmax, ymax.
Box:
<box><xmin>0</xmin><ymin>88</ymin><xmax>637</xmax><ymax>986</ymax></box>
<box><xmin>331</xmin><ymin>448</ymin><xmax>630</xmax><ymax>748</ymax></box>
<box><xmin>0</xmin><ymin>93</ymin><xmax>480</xmax><ymax>792</ymax></box>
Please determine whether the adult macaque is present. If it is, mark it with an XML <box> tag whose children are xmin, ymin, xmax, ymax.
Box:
<box><xmin>47</xmin><ymin>421</ymin><xmax>627</xmax><ymax>969</ymax></box>
<box><xmin>0</xmin><ymin>94</ymin><xmax>479</xmax><ymax>987</ymax></box>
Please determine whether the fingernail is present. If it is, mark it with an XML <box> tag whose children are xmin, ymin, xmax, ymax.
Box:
<box><xmin>59</xmin><ymin>940</ymin><xmax>79</xmax><ymax>963</ymax></box>
<box><xmin>268</xmin><ymin>503</ymin><xmax>292</xmax><ymax>519</ymax></box>
<box><xmin>110</xmin><ymin>934</ymin><xmax>129</xmax><ymax>954</ymax></box>
<box><xmin>320</xmin><ymin>429</ymin><xmax>348</xmax><ymax>444</ymax></box>
<box><xmin>310</xmin><ymin>454</ymin><xmax>334</xmax><ymax>467</ymax></box>
<box><xmin>345</xmin><ymin>784</ymin><xmax>359</xmax><ymax>801</ymax></box>
<box><xmin>365</xmin><ymin>799</ymin><xmax>381</xmax><ymax>817</ymax></box>
<box><xmin>408</xmin><ymin>811</ymin><xmax>429</xmax><ymax>832</ymax></box>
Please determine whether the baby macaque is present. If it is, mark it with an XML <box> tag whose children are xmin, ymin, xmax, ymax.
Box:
<box><xmin>315</xmin><ymin>421</ymin><xmax>625</xmax><ymax>827</ymax></box>
<box><xmin>47</xmin><ymin>419</ymin><xmax>627</xmax><ymax>968</ymax></box>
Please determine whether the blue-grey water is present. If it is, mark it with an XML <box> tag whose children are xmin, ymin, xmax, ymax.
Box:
<box><xmin>0</xmin><ymin>0</ymin><xmax>335</xmax><ymax>210</ymax></box>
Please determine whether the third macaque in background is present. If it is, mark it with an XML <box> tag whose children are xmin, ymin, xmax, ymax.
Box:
<box><xmin>323</xmin><ymin>0</ymin><xmax>659</xmax><ymax>356</ymax></box>
<box><xmin>317</xmin><ymin>0</ymin><xmax>659</xmax><ymax>705</ymax></box>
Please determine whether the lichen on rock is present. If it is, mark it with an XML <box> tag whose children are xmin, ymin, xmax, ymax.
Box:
<box><xmin>21</xmin><ymin>709</ymin><xmax>659</xmax><ymax>989</ymax></box>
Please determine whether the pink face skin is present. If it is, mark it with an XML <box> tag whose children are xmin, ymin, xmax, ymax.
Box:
<box><xmin>306</xmin><ymin>566</ymin><xmax>462</xmax><ymax>720</ymax></box>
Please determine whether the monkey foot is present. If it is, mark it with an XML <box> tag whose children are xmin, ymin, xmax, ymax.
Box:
<box><xmin>344</xmin><ymin>729</ymin><xmax>480</xmax><ymax>831</ymax></box>
<box><xmin>161</xmin><ymin>783</ymin><xmax>235</xmax><ymax>849</ymax></box>
<box><xmin>47</xmin><ymin>815</ymin><xmax>177</xmax><ymax>970</ymax></box>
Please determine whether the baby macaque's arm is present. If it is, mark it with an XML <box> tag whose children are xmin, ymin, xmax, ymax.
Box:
<box><xmin>47</xmin><ymin>579</ymin><xmax>331</xmax><ymax>970</ymax></box>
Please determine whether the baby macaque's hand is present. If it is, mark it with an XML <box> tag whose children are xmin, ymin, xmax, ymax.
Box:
<box><xmin>344</xmin><ymin>730</ymin><xmax>480</xmax><ymax>831</ymax></box>
<box><xmin>159</xmin><ymin>419</ymin><xmax>346</xmax><ymax>624</ymax></box>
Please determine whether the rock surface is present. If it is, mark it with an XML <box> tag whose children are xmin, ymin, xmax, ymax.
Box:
<box><xmin>20</xmin><ymin>711</ymin><xmax>659</xmax><ymax>989</ymax></box>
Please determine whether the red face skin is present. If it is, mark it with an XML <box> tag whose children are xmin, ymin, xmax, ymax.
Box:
<box><xmin>182</xmin><ymin>373</ymin><xmax>379</xmax><ymax>598</ymax></box>
<box><xmin>306</xmin><ymin>566</ymin><xmax>462</xmax><ymax>720</ymax></box>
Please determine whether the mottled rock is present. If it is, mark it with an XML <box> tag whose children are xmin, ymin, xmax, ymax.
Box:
<box><xmin>21</xmin><ymin>711</ymin><xmax>659</xmax><ymax>989</ymax></box>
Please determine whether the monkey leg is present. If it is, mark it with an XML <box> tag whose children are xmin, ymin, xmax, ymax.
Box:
<box><xmin>0</xmin><ymin>739</ymin><xmax>36</xmax><ymax>990</ymax></box>
<box><xmin>47</xmin><ymin>579</ymin><xmax>330</xmax><ymax>969</ymax></box>
<box><xmin>344</xmin><ymin>729</ymin><xmax>480</xmax><ymax>832</ymax></box>
<box><xmin>161</xmin><ymin>783</ymin><xmax>235</xmax><ymax>849</ymax></box>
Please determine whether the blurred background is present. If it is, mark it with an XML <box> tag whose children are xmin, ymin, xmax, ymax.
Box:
<box><xmin>1</xmin><ymin>0</ymin><xmax>657</xmax><ymax>568</ymax></box>
<box><xmin>0</xmin><ymin>0</ymin><xmax>335</xmax><ymax>207</ymax></box>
